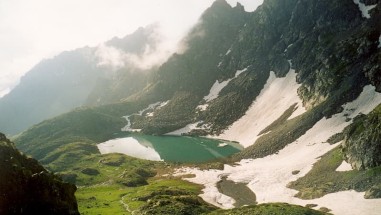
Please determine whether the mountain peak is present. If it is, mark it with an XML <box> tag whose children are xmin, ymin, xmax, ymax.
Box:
<box><xmin>214</xmin><ymin>0</ymin><xmax>229</xmax><ymax>5</ymax></box>
<box><xmin>234</xmin><ymin>2</ymin><xmax>245</xmax><ymax>11</ymax></box>
<box><xmin>106</xmin><ymin>24</ymin><xmax>159</xmax><ymax>54</ymax></box>
<box><xmin>210</xmin><ymin>0</ymin><xmax>231</xmax><ymax>9</ymax></box>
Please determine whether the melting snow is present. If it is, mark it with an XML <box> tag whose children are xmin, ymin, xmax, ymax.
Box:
<box><xmin>175</xmin><ymin>85</ymin><xmax>381</xmax><ymax>215</ymax></box>
<box><xmin>197</xmin><ymin>104</ymin><xmax>209</xmax><ymax>111</ymax></box>
<box><xmin>216</xmin><ymin>67</ymin><xmax>305</xmax><ymax>148</ymax></box>
<box><xmin>169</xmin><ymin>68</ymin><xmax>249</xmax><ymax>135</ymax></box>
<box><xmin>166</xmin><ymin>122</ymin><xmax>201</xmax><ymax>136</ymax></box>
<box><xmin>284</xmin><ymin>43</ymin><xmax>294</xmax><ymax>53</ymax></box>
<box><xmin>122</xmin><ymin>101</ymin><xmax>169</xmax><ymax>132</ymax></box>
<box><xmin>336</xmin><ymin>160</ymin><xmax>353</xmax><ymax>172</ymax></box>
<box><xmin>218</xmin><ymin>143</ymin><xmax>228</xmax><ymax>147</ymax></box>
<box><xmin>225</xmin><ymin>49</ymin><xmax>232</xmax><ymax>55</ymax></box>
<box><xmin>203</xmin><ymin>68</ymin><xmax>248</xmax><ymax>102</ymax></box>
<box><xmin>353</xmin><ymin>0</ymin><xmax>377</xmax><ymax>19</ymax></box>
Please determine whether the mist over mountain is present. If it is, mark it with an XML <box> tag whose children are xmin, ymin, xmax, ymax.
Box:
<box><xmin>0</xmin><ymin>25</ymin><xmax>170</xmax><ymax>135</ymax></box>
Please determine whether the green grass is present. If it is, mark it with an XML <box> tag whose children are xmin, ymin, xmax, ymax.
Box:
<box><xmin>13</xmin><ymin>100</ymin><xmax>150</xmax><ymax>161</ymax></box>
<box><xmin>122</xmin><ymin>179</ymin><xmax>207</xmax><ymax>211</ymax></box>
<box><xmin>289</xmin><ymin>146</ymin><xmax>381</xmax><ymax>199</ymax></box>
<box><xmin>36</xmin><ymin>137</ymin><xmax>214</xmax><ymax>215</ymax></box>
<box><xmin>207</xmin><ymin>203</ymin><xmax>328</xmax><ymax>215</ymax></box>
<box><xmin>76</xmin><ymin>185</ymin><xmax>129</xmax><ymax>215</ymax></box>
<box><xmin>57</xmin><ymin>153</ymin><xmax>157</xmax><ymax>186</ymax></box>
<box><xmin>76</xmin><ymin>178</ymin><xmax>212</xmax><ymax>215</ymax></box>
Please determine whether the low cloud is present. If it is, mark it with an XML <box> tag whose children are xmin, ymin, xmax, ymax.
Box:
<box><xmin>95</xmin><ymin>24</ymin><xmax>178</xmax><ymax>71</ymax></box>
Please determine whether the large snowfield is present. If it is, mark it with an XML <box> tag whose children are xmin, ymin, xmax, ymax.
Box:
<box><xmin>175</xmin><ymin>83</ymin><xmax>381</xmax><ymax>215</ymax></box>
<box><xmin>216</xmin><ymin>67</ymin><xmax>305</xmax><ymax>147</ymax></box>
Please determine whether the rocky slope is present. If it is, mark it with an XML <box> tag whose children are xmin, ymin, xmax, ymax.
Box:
<box><xmin>342</xmin><ymin>104</ymin><xmax>381</xmax><ymax>170</ymax></box>
<box><xmin>0</xmin><ymin>133</ymin><xmax>79</xmax><ymax>214</ymax></box>
<box><xmin>117</xmin><ymin>0</ymin><xmax>380</xmax><ymax>141</ymax></box>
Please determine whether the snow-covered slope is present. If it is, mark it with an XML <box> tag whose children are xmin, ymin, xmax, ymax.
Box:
<box><xmin>203</xmin><ymin>68</ymin><xmax>248</xmax><ymax>103</ymax></box>
<box><xmin>175</xmin><ymin>85</ymin><xmax>381</xmax><ymax>215</ymax></box>
<box><xmin>216</xmin><ymin>67</ymin><xmax>305</xmax><ymax>147</ymax></box>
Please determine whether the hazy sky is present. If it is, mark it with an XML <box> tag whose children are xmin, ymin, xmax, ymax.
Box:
<box><xmin>0</xmin><ymin>0</ymin><xmax>263</xmax><ymax>97</ymax></box>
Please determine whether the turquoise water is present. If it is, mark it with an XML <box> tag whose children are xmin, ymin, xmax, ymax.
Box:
<box><xmin>98</xmin><ymin>133</ymin><xmax>242</xmax><ymax>163</ymax></box>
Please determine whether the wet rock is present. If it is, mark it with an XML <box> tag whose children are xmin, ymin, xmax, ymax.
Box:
<box><xmin>292</xmin><ymin>170</ymin><xmax>300</xmax><ymax>175</ymax></box>
<box><xmin>319</xmin><ymin>207</ymin><xmax>331</xmax><ymax>213</ymax></box>
<box><xmin>342</xmin><ymin>106</ymin><xmax>381</xmax><ymax>170</ymax></box>
<box><xmin>305</xmin><ymin>204</ymin><xmax>318</xmax><ymax>208</ymax></box>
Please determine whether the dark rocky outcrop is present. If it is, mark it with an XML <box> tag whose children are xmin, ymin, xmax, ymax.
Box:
<box><xmin>342</xmin><ymin>104</ymin><xmax>381</xmax><ymax>170</ymax></box>
<box><xmin>0</xmin><ymin>133</ymin><xmax>79</xmax><ymax>214</ymax></box>
<box><xmin>364</xmin><ymin>185</ymin><xmax>381</xmax><ymax>199</ymax></box>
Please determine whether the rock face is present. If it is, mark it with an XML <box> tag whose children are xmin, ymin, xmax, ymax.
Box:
<box><xmin>0</xmin><ymin>133</ymin><xmax>79</xmax><ymax>214</ymax></box>
<box><xmin>342</xmin><ymin>104</ymin><xmax>381</xmax><ymax>170</ymax></box>
<box><xmin>123</xmin><ymin>0</ymin><xmax>381</xmax><ymax>138</ymax></box>
<box><xmin>364</xmin><ymin>185</ymin><xmax>381</xmax><ymax>199</ymax></box>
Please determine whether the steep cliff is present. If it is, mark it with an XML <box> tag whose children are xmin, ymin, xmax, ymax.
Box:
<box><xmin>0</xmin><ymin>133</ymin><xmax>79</xmax><ymax>214</ymax></box>
<box><xmin>342</xmin><ymin>104</ymin><xmax>381</xmax><ymax>170</ymax></box>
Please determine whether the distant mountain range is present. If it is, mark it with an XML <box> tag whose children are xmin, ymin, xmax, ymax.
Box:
<box><xmin>0</xmin><ymin>25</ymin><xmax>161</xmax><ymax>135</ymax></box>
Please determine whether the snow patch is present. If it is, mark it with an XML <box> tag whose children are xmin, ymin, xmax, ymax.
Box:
<box><xmin>166</xmin><ymin>122</ymin><xmax>201</xmax><ymax>136</ymax></box>
<box><xmin>218</xmin><ymin>143</ymin><xmax>228</xmax><ymax>147</ymax></box>
<box><xmin>216</xmin><ymin>67</ymin><xmax>305</xmax><ymax>148</ymax></box>
<box><xmin>225</xmin><ymin>49</ymin><xmax>232</xmax><ymax>55</ymax></box>
<box><xmin>175</xmin><ymin>85</ymin><xmax>381</xmax><ymax>215</ymax></box>
<box><xmin>203</xmin><ymin>68</ymin><xmax>248</xmax><ymax>103</ymax></box>
<box><xmin>336</xmin><ymin>160</ymin><xmax>353</xmax><ymax>172</ymax></box>
<box><xmin>284</xmin><ymin>43</ymin><xmax>294</xmax><ymax>53</ymax></box>
<box><xmin>122</xmin><ymin>101</ymin><xmax>169</xmax><ymax>132</ymax></box>
<box><xmin>353</xmin><ymin>0</ymin><xmax>377</xmax><ymax>19</ymax></box>
<box><xmin>197</xmin><ymin>104</ymin><xmax>209</xmax><ymax>111</ymax></box>
<box><xmin>378</xmin><ymin>34</ymin><xmax>381</xmax><ymax>48</ymax></box>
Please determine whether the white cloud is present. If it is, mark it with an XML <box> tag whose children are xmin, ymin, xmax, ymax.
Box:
<box><xmin>0</xmin><ymin>0</ymin><xmax>263</xmax><ymax>98</ymax></box>
<box><xmin>95</xmin><ymin>23</ymin><xmax>180</xmax><ymax>71</ymax></box>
